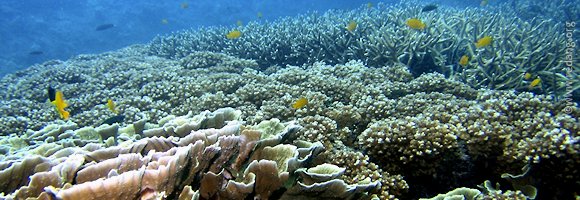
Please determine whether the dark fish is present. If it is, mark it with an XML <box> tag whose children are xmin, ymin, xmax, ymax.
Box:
<box><xmin>421</xmin><ymin>4</ymin><xmax>438</xmax><ymax>12</ymax></box>
<box><xmin>47</xmin><ymin>86</ymin><xmax>56</xmax><ymax>102</ymax></box>
<box><xmin>29</xmin><ymin>51</ymin><xmax>44</xmax><ymax>55</ymax></box>
<box><xmin>102</xmin><ymin>115</ymin><xmax>125</xmax><ymax>125</ymax></box>
<box><xmin>95</xmin><ymin>24</ymin><xmax>115</xmax><ymax>31</ymax></box>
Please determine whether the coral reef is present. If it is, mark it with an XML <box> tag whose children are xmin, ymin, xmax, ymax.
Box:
<box><xmin>0</xmin><ymin>109</ymin><xmax>381</xmax><ymax>199</ymax></box>
<box><xmin>499</xmin><ymin>0</ymin><xmax>580</xmax><ymax>22</ymax></box>
<box><xmin>147</xmin><ymin>1</ymin><xmax>578</xmax><ymax>98</ymax></box>
<box><xmin>0</xmin><ymin>2</ymin><xmax>578</xmax><ymax>199</ymax></box>
<box><xmin>0</xmin><ymin>47</ymin><xmax>578</xmax><ymax>198</ymax></box>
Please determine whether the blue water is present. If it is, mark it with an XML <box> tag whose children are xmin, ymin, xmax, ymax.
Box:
<box><xmin>0</xmin><ymin>0</ymin><xmax>504</xmax><ymax>78</ymax></box>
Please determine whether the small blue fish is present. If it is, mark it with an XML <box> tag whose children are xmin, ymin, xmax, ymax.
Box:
<box><xmin>29</xmin><ymin>51</ymin><xmax>44</xmax><ymax>55</ymax></box>
<box><xmin>421</xmin><ymin>4</ymin><xmax>438</xmax><ymax>12</ymax></box>
<box><xmin>96</xmin><ymin>24</ymin><xmax>115</xmax><ymax>31</ymax></box>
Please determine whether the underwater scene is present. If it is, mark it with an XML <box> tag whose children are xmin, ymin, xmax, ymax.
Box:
<box><xmin>0</xmin><ymin>0</ymin><xmax>578</xmax><ymax>199</ymax></box>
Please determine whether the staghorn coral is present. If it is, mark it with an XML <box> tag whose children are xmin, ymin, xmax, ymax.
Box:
<box><xmin>179</xmin><ymin>51</ymin><xmax>258</xmax><ymax>70</ymax></box>
<box><xmin>147</xmin><ymin>1</ymin><xmax>577</xmax><ymax>98</ymax></box>
<box><xmin>498</xmin><ymin>0</ymin><xmax>580</xmax><ymax>22</ymax></box>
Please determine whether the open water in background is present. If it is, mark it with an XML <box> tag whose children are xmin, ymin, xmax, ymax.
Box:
<box><xmin>0</xmin><ymin>0</ymin><xmax>550</xmax><ymax>77</ymax></box>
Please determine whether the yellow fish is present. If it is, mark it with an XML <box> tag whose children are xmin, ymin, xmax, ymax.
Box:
<box><xmin>524</xmin><ymin>72</ymin><xmax>532</xmax><ymax>80</ymax></box>
<box><xmin>406</xmin><ymin>18</ymin><xmax>426</xmax><ymax>30</ymax></box>
<box><xmin>346</xmin><ymin>20</ymin><xmax>357</xmax><ymax>32</ymax></box>
<box><xmin>226</xmin><ymin>30</ymin><xmax>242</xmax><ymax>39</ymax></box>
<box><xmin>367</xmin><ymin>2</ymin><xmax>373</xmax><ymax>8</ymax></box>
<box><xmin>161</xmin><ymin>19</ymin><xmax>169</xmax><ymax>24</ymax></box>
<box><xmin>529</xmin><ymin>78</ymin><xmax>541</xmax><ymax>89</ymax></box>
<box><xmin>459</xmin><ymin>55</ymin><xmax>469</xmax><ymax>66</ymax></box>
<box><xmin>107</xmin><ymin>99</ymin><xmax>118</xmax><ymax>114</ymax></box>
<box><xmin>292</xmin><ymin>97</ymin><xmax>308</xmax><ymax>109</ymax></box>
<box><xmin>475</xmin><ymin>36</ymin><xmax>493</xmax><ymax>48</ymax></box>
<box><xmin>257</xmin><ymin>12</ymin><xmax>263</xmax><ymax>18</ymax></box>
<box><xmin>51</xmin><ymin>90</ymin><xmax>70</xmax><ymax>120</ymax></box>
<box><xmin>236</xmin><ymin>20</ymin><xmax>243</xmax><ymax>27</ymax></box>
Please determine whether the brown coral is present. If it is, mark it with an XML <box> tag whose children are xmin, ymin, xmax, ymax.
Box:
<box><xmin>0</xmin><ymin>109</ymin><xmax>381</xmax><ymax>199</ymax></box>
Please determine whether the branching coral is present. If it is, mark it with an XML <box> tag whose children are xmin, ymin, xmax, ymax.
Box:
<box><xmin>147</xmin><ymin>1</ymin><xmax>577</xmax><ymax>98</ymax></box>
